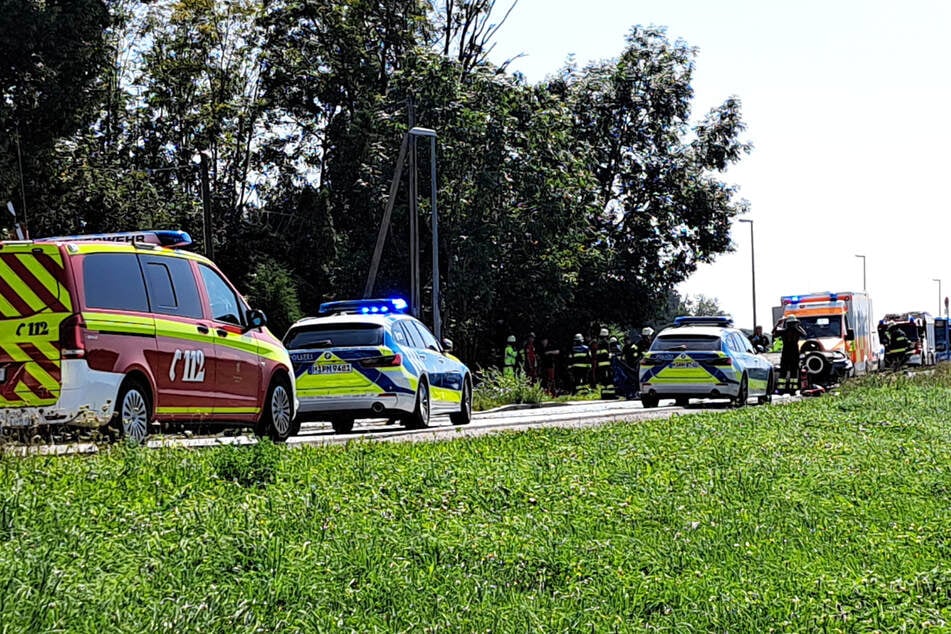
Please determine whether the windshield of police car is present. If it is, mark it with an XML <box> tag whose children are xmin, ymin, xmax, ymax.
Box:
<box><xmin>285</xmin><ymin>323</ymin><xmax>384</xmax><ymax>349</ymax></box>
<box><xmin>651</xmin><ymin>335</ymin><xmax>722</xmax><ymax>352</ymax></box>
<box><xmin>799</xmin><ymin>316</ymin><xmax>842</xmax><ymax>339</ymax></box>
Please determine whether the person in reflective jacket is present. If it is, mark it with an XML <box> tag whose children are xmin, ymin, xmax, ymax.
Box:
<box><xmin>569</xmin><ymin>333</ymin><xmax>591</xmax><ymax>393</ymax></box>
<box><xmin>503</xmin><ymin>335</ymin><xmax>517</xmax><ymax>376</ymax></box>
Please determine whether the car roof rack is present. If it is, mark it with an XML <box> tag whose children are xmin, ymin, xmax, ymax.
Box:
<box><xmin>673</xmin><ymin>315</ymin><xmax>734</xmax><ymax>328</ymax></box>
<box><xmin>35</xmin><ymin>230</ymin><xmax>193</xmax><ymax>249</ymax></box>
<box><xmin>318</xmin><ymin>298</ymin><xmax>409</xmax><ymax>316</ymax></box>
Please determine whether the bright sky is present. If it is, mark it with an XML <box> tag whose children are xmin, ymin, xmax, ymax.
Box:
<box><xmin>491</xmin><ymin>0</ymin><xmax>951</xmax><ymax>328</ymax></box>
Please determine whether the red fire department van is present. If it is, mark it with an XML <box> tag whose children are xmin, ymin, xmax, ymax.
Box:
<box><xmin>0</xmin><ymin>230</ymin><xmax>297</xmax><ymax>442</ymax></box>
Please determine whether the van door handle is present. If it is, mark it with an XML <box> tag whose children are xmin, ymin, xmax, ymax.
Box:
<box><xmin>197</xmin><ymin>325</ymin><xmax>210</xmax><ymax>334</ymax></box>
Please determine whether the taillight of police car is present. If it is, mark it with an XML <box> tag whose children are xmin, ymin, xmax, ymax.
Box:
<box><xmin>360</xmin><ymin>354</ymin><xmax>403</xmax><ymax>368</ymax></box>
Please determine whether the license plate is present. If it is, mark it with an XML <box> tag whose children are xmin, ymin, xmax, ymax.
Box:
<box><xmin>308</xmin><ymin>363</ymin><xmax>352</xmax><ymax>375</ymax></box>
<box><xmin>671</xmin><ymin>359</ymin><xmax>699</xmax><ymax>369</ymax></box>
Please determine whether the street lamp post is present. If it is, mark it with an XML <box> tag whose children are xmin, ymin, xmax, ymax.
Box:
<box><xmin>933</xmin><ymin>278</ymin><xmax>942</xmax><ymax>317</ymax></box>
<box><xmin>855</xmin><ymin>254</ymin><xmax>866</xmax><ymax>291</ymax></box>
<box><xmin>738</xmin><ymin>219</ymin><xmax>756</xmax><ymax>330</ymax></box>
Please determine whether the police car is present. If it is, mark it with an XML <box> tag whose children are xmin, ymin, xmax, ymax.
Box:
<box><xmin>284</xmin><ymin>299</ymin><xmax>472</xmax><ymax>433</ymax></box>
<box><xmin>0</xmin><ymin>230</ymin><xmax>297</xmax><ymax>442</ymax></box>
<box><xmin>638</xmin><ymin>316</ymin><xmax>774</xmax><ymax>408</ymax></box>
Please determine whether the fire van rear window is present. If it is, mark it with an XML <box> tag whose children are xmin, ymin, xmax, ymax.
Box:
<box><xmin>83</xmin><ymin>253</ymin><xmax>149</xmax><ymax>312</ymax></box>
<box><xmin>652</xmin><ymin>335</ymin><xmax>722</xmax><ymax>351</ymax></box>
<box><xmin>285</xmin><ymin>323</ymin><xmax>384</xmax><ymax>349</ymax></box>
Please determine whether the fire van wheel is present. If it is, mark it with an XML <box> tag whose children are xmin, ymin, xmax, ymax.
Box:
<box><xmin>405</xmin><ymin>380</ymin><xmax>431</xmax><ymax>429</ymax></box>
<box><xmin>115</xmin><ymin>379</ymin><xmax>152</xmax><ymax>444</ymax></box>
<box><xmin>733</xmin><ymin>374</ymin><xmax>749</xmax><ymax>408</ymax></box>
<box><xmin>450</xmin><ymin>378</ymin><xmax>473</xmax><ymax>426</ymax></box>
<box><xmin>256</xmin><ymin>378</ymin><xmax>294</xmax><ymax>442</ymax></box>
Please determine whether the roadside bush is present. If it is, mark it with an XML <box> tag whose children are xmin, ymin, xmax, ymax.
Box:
<box><xmin>243</xmin><ymin>257</ymin><xmax>303</xmax><ymax>339</ymax></box>
<box><xmin>211</xmin><ymin>439</ymin><xmax>282</xmax><ymax>487</ymax></box>
<box><xmin>472</xmin><ymin>368</ymin><xmax>548</xmax><ymax>411</ymax></box>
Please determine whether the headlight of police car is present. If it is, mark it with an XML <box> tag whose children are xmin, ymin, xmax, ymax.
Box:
<box><xmin>831</xmin><ymin>351</ymin><xmax>847</xmax><ymax>360</ymax></box>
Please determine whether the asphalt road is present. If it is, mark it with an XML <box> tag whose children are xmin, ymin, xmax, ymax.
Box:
<box><xmin>10</xmin><ymin>394</ymin><xmax>796</xmax><ymax>456</ymax></box>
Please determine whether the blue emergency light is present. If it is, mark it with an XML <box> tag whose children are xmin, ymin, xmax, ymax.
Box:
<box><xmin>38</xmin><ymin>229</ymin><xmax>193</xmax><ymax>248</ymax></box>
<box><xmin>674</xmin><ymin>315</ymin><xmax>734</xmax><ymax>327</ymax></box>
<box><xmin>318</xmin><ymin>298</ymin><xmax>409</xmax><ymax>316</ymax></box>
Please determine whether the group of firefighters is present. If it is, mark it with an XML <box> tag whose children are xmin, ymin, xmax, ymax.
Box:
<box><xmin>500</xmin><ymin>327</ymin><xmax>657</xmax><ymax>396</ymax></box>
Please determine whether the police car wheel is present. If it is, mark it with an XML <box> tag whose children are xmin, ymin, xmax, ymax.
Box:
<box><xmin>450</xmin><ymin>379</ymin><xmax>473</xmax><ymax>426</ymax></box>
<box><xmin>758</xmin><ymin>371</ymin><xmax>774</xmax><ymax>405</ymax></box>
<box><xmin>258</xmin><ymin>378</ymin><xmax>294</xmax><ymax>442</ymax></box>
<box><xmin>733</xmin><ymin>375</ymin><xmax>749</xmax><ymax>408</ymax></box>
<box><xmin>116</xmin><ymin>379</ymin><xmax>151</xmax><ymax>444</ymax></box>
<box><xmin>405</xmin><ymin>380</ymin><xmax>431</xmax><ymax>429</ymax></box>
<box><xmin>330</xmin><ymin>417</ymin><xmax>354</xmax><ymax>434</ymax></box>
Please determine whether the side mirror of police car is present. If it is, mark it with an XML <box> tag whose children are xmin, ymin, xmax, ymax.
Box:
<box><xmin>245</xmin><ymin>309</ymin><xmax>267</xmax><ymax>332</ymax></box>
<box><xmin>845</xmin><ymin>328</ymin><xmax>855</xmax><ymax>341</ymax></box>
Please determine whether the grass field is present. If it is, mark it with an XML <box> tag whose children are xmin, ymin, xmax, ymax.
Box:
<box><xmin>2</xmin><ymin>370</ymin><xmax>951</xmax><ymax>632</ymax></box>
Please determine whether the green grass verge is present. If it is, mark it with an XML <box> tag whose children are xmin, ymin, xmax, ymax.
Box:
<box><xmin>2</xmin><ymin>369</ymin><xmax>951</xmax><ymax>631</ymax></box>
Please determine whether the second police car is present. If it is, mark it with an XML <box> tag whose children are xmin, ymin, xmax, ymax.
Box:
<box><xmin>284</xmin><ymin>299</ymin><xmax>472</xmax><ymax>433</ymax></box>
<box><xmin>638</xmin><ymin>316</ymin><xmax>775</xmax><ymax>408</ymax></box>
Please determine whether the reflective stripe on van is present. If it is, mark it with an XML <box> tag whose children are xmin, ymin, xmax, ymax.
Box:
<box><xmin>0</xmin><ymin>244</ymin><xmax>72</xmax><ymax>406</ymax></box>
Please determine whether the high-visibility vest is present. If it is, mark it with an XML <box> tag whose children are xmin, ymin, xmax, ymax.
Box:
<box><xmin>503</xmin><ymin>345</ymin><xmax>517</xmax><ymax>370</ymax></box>
<box><xmin>570</xmin><ymin>345</ymin><xmax>590</xmax><ymax>369</ymax></box>
<box><xmin>595</xmin><ymin>341</ymin><xmax>611</xmax><ymax>369</ymax></box>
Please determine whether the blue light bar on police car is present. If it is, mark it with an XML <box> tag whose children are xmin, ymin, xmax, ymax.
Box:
<box><xmin>673</xmin><ymin>315</ymin><xmax>734</xmax><ymax>327</ymax></box>
<box><xmin>318</xmin><ymin>298</ymin><xmax>409</xmax><ymax>315</ymax></box>
<box><xmin>37</xmin><ymin>229</ymin><xmax>193</xmax><ymax>248</ymax></box>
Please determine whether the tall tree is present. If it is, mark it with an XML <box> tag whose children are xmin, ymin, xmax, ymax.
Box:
<box><xmin>0</xmin><ymin>0</ymin><xmax>111</xmax><ymax>235</ymax></box>
<box><xmin>563</xmin><ymin>26</ymin><xmax>751</xmax><ymax>328</ymax></box>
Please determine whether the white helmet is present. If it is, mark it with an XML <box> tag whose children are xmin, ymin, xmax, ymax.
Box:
<box><xmin>506</xmin><ymin>335</ymin><xmax>516</xmax><ymax>343</ymax></box>
<box><xmin>442</xmin><ymin>338</ymin><xmax>453</xmax><ymax>351</ymax></box>
<box><xmin>599</xmin><ymin>327</ymin><xmax>609</xmax><ymax>337</ymax></box>
<box><xmin>641</xmin><ymin>327</ymin><xmax>654</xmax><ymax>336</ymax></box>
<box><xmin>609</xmin><ymin>336</ymin><xmax>618</xmax><ymax>343</ymax></box>
<box><xmin>574</xmin><ymin>333</ymin><xmax>583</xmax><ymax>342</ymax></box>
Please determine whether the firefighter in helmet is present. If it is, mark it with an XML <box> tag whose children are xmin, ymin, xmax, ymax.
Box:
<box><xmin>569</xmin><ymin>333</ymin><xmax>591</xmax><ymax>393</ymax></box>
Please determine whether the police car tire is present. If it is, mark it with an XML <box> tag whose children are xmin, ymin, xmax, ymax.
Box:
<box><xmin>758</xmin><ymin>370</ymin><xmax>775</xmax><ymax>405</ymax></box>
<box><xmin>733</xmin><ymin>375</ymin><xmax>749</xmax><ymax>408</ymax></box>
<box><xmin>450</xmin><ymin>379</ymin><xmax>472</xmax><ymax>426</ymax></box>
<box><xmin>640</xmin><ymin>394</ymin><xmax>659</xmax><ymax>408</ymax></box>
<box><xmin>405</xmin><ymin>380</ymin><xmax>431</xmax><ymax>429</ymax></box>
<box><xmin>115</xmin><ymin>378</ymin><xmax>152</xmax><ymax>444</ymax></box>
<box><xmin>257</xmin><ymin>377</ymin><xmax>294</xmax><ymax>442</ymax></box>
<box><xmin>331</xmin><ymin>418</ymin><xmax>354</xmax><ymax>434</ymax></box>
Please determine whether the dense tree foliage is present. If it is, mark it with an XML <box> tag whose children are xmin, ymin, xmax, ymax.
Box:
<box><xmin>0</xmin><ymin>0</ymin><xmax>751</xmax><ymax>365</ymax></box>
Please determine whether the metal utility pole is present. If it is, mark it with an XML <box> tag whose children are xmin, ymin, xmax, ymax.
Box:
<box><xmin>738</xmin><ymin>219</ymin><xmax>756</xmax><ymax>329</ymax></box>
<box><xmin>855</xmin><ymin>254</ymin><xmax>866</xmax><ymax>292</ymax></box>
<box><xmin>197</xmin><ymin>151</ymin><xmax>214</xmax><ymax>259</ymax></box>
<box><xmin>407</xmin><ymin>99</ymin><xmax>419</xmax><ymax>318</ymax></box>
<box><xmin>14</xmin><ymin>126</ymin><xmax>29</xmax><ymax>238</ymax></box>
<box><xmin>933</xmin><ymin>278</ymin><xmax>942</xmax><ymax>317</ymax></box>
<box><xmin>363</xmin><ymin>120</ymin><xmax>442</xmax><ymax>340</ymax></box>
